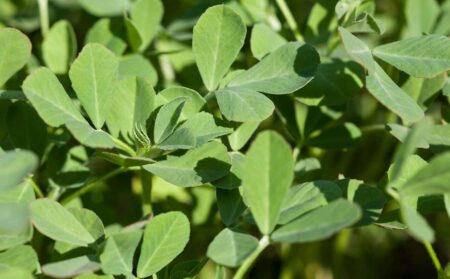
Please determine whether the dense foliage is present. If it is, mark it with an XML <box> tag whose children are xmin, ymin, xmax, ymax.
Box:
<box><xmin>1</xmin><ymin>0</ymin><xmax>450</xmax><ymax>278</ymax></box>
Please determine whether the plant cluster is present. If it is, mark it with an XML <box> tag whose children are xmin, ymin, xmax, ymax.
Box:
<box><xmin>1</xmin><ymin>0</ymin><xmax>450</xmax><ymax>278</ymax></box>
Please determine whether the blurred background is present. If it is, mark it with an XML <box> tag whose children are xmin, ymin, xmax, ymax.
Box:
<box><xmin>1</xmin><ymin>0</ymin><xmax>450</xmax><ymax>278</ymax></box>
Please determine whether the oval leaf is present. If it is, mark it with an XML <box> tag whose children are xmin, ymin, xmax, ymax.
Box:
<box><xmin>137</xmin><ymin>212</ymin><xmax>190</xmax><ymax>278</ymax></box>
<box><xmin>242</xmin><ymin>131</ymin><xmax>294</xmax><ymax>234</ymax></box>
<box><xmin>30</xmin><ymin>199</ymin><xmax>96</xmax><ymax>246</ymax></box>
<box><xmin>69</xmin><ymin>43</ymin><xmax>119</xmax><ymax>129</ymax></box>
<box><xmin>271</xmin><ymin>199</ymin><xmax>361</xmax><ymax>243</ymax></box>
<box><xmin>193</xmin><ymin>5</ymin><xmax>246</xmax><ymax>91</ymax></box>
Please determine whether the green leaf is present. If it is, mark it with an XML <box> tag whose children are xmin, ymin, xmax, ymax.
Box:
<box><xmin>228</xmin><ymin>121</ymin><xmax>259</xmax><ymax>151</ymax></box>
<box><xmin>176</xmin><ymin>112</ymin><xmax>232</xmax><ymax>146</ymax></box>
<box><xmin>69</xmin><ymin>43</ymin><xmax>119</xmax><ymax>129</ymax></box>
<box><xmin>0</xmin><ymin>245</ymin><xmax>39</xmax><ymax>273</ymax></box>
<box><xmin>366</xmin><ymin>64</ymin><xmax>424</xmax><ymax>123</ymax></box>
<box><xmin>373</xmin><ymin>35</ymin><xmax>450</xmax><ymax>78</ymax></box>
<box><xmin>106</xmin><ymin>77</ymin><xmax>155</xmax><ymax>139</ymax></box>
<box><xmin>119</xmin><ymin>55</ymin><xmax>158</xmax><ymax>86</ymax></box>
<box><xmin>242</xmin><ymin>131</ymin><xmax>294</xmax><ymax>234</ymax></box>
<box><xmin>42</xmin><ymin>255</ymin><xmax>101</xmax><ymax>278</ymax></box>
<box><xmin>153</xmin><ymin>97</ymin><xmax>187</xmax><ymax>144</ymax></box>
<box><xmin>170</xmin><ymin>259</ymin><xmax>207</xmax><ymax>279</ymax></box>
<box><xmin>271</xmin><ymin>199</ymin><xmax>361</xmax><ymax>243</ymax></box>
<box><xmin>0</xmin><ymin>202</ymin><xmax>32</xmax><ymax>250</ymax></box>
<box><xmin>399</xmin><ymin>152</ymin><xmax>450</xmax><ymax>197</ymax></box>
<box><xmin>137</xmin><ymin>212</ymin><xmax>190</xmax><ymax>278</ymax></box>
<box><xmin>158</xmin><ymin>127</ymin><xmax>196</xmax><ymax>151</ymax></box>
<box><xmin>0</xmin><ymin>268</ymin><xmax>33</xmax><ymax>279</ymax></box>
<box><xmin>55</xmin><ymin>207</ymin><xmax>105</xmax><ymax>253</ymax></box>
<box><xmin>42</xmin><ymin>20</ymin><xmax>77</xmax><ymax>74</ymax></box>
<box><xmin>278</xmin><ymin>181</ymin><xmax>342</xmax><ymax>225</ymax></box>
<box><xmin>338</xmin><ymin>27</ymin><xmax>376</xmax><ymax>72</ymax></box>
<box><xmin>0</xmin><ymin>28</ymin><xmax>31</xmax><ymax>87</ymax></box>
<box><xmin>445</xmin><ymin>194</ymin><xmax>450</xmax><ymax>220</ymax></box>
<box><xmin>143</xmin><ymin>141</ymin><xmax>231</xmax><ymax>187</ymax></box>
<box><xmin>193</xmin><ymin>5</ymin><xmax>247</xmax><ymax>91</ymax></box>
<box><xmin>6</xmin><ymin>102</ymin><xmax>48</xmax><ymax>157</ymax></box>
<box><xmin>228</xmin><ymin>42</ymin><xmax>320</xmax><ymax>95</ymax></box>
<box><xmin>402</xmin><ymin>73</ymin><xmax>447</xmax><ymax>108</ymax></box>
<box><xmin>216</xmin><ymin>188</ymin><xmax>246</xmax><ymax>226</ymax></box>
<box><xmin>306</xmin><ymin>122</ymin><xmax>361</xmax><ymax>149</ymax></box>
<box><xmin>400</xmin><ymin>202</ymin><xmax>434</xmax><ymax>243</ymax></box>
<box><xmin>0</xmin><ymin>150</ymin><xmax>37</xmax><ymax>192</ymax></box>
<box><xmin>22</xmin><ymin>67</ymin><xmax>84</xmax><ymax>127</ymax></box>
<box><xmin>294</xmin><ymin>157</ymin><xmax>321</xmax><ymax>177</ymax></box>
<box><xmin>100</xmin><ymin>230</ymin><xmax>142</xmax><ymax>275</ymax></box>
<box><xmin>212</xmin><ymin>152</ymin><xmax>245</xmax><ymax>190</ymax></box>
<box><xmin>97</xmin><ymin>152</ymin><xmax>154</xmax><ymax>167</ymax></box>
<box><xmin>250</xmin><ymin>23</ymin><xmax>287</xmax><ymax>60</ymax></box>
<box><xmin>336</xmin><ymin>179</ymin><xmax>387</xmax><ymax>226</ymax></box>
<box><xmin>130</xmin><ymin>0</ymin><xmax>163</xmax><ymax>51</ymax></box>
<box><xmin>78</xmin><ymin>0</ymin><xmax>130</xmax><ymax>16</ymax></box>
<box><xmin>66</xmin><ymin>120</ymin><xmax>115</xmax><ymax>149</ymax></box>
<box><xmin>30</xmin><ymin>199</ymin><xmax>96</xmax><ymax>246</ymax></box>
<box><xmin>387</xmin><ymin>154</ymin><xmax>428</xmax><ymax>191</ymax></box>
<box><xmin>403</xmin><ymin>0</ymin><xmax>439</xmax><ymax>37</ymax></box>
<box><xmin>85</xmin><ymin>19</ymin><xmax>127</xmax><ymax>56</ymax></box>
<box><xmin>124</xmin><ymin>17</ymin><xmax>142</xmax><ymax>53</ymax></box>
<box><xmin>295</xmin><ymin>59</ymin><xmax>364</xmax><ymax>106</ymax></box>
<box><xmin>206</xmin><ymin>229</ymin><xmax>258</xmax><ymax>267</ymax></box>
<box><xmin>216</xmin><ymin>88</ymin><xmax>275</xmax><ymax>122</ymax></box>
<box><xmin>156</xmin><ymin>86</ymin><xmax>205</xmax><ymax>119</ymax></box>
<box><xmin>0</xmin><ymin>181</ymin><xmax>35</xmax><ymax>203</ymax></box>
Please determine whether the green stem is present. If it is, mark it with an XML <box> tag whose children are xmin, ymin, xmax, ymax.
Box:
<box><xmin>29</xmin><ymin>178</ymin><xmax>44</xmax><ymax>198</ymax></box>
<box><xmin>60</xmin><ymin>167</ymin><xmax>126</xmax><ymax>205</ymax></box>
<box><xmin>424</xmin><ymin>241</ymin><xmax>443</xmax><ymax>272</ymax></box>
<box><xmin>140</xmin><ymin>168</ymin><xmax>153</xmax><ymax>215</ymax></box>
<box><xmin>233</xmin><ymin>236</ymin><xmax>270</xmax><ymax>279</ymax></box>
<box><xmin>37</xmin><ymin>0</ymin><xmax>49</xmax><ymax>37</ymax></box>
<box><xmin>275</xmin><ymin>0</ymin><xmax>304</xmax><ymax>42</ymax></box>
<box><xmin>113</xmin><ymin>138</ymin><xmax>136</xmax><ymax>156</ymax></box>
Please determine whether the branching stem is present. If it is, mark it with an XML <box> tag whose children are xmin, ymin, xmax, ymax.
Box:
<box><xmin>233</xmin><ymin>236</ymin><xmax>270</xmax><ymax>279</ymax></box>
<box><xmin>60</xmin><ymin>167</ymin><xmax>126</xmax><ymax>205</ymax></box>
<box><xmin>37</xmin><ymin>0</ymin><xmax>49</xmax><ymax>37</ymax></box>
<box><xmin>424</xmin><ymin>241</ymin><xmax>443</xmax><ymax>272</ymax></box>
<box><xmin>275</xmin><ymin>0</ymin><xmax>304</xmax><ymax>42</ymax></box>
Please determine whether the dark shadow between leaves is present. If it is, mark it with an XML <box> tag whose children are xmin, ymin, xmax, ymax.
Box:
<box><xmin>194</xmin><ymin>157</ymin><xmax>231</xmax><ymax>184</ymax></box>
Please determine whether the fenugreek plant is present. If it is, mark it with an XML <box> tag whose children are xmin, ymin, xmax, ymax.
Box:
<box><xmin>1</xmin><ymin>0</ymin><xmax>450</xmax><ymax>278</ymax></box>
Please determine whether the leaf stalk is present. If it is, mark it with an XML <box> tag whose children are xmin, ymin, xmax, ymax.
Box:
<box><xmin>233</xmin><ymin>236</ymin><xmax>270</xmax><ymax>279</ymax></box>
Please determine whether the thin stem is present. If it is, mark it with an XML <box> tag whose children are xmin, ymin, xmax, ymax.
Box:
<box><xmin>233</xmin><ymin>236</ymin><xmax>270</xmax><ymax>279</ymax></box>
<box><xmin>37</xmin><ymin>0</ymin><xmax>49</xmax><ymax>37</ymax></box>
<box><xmin>28</xmin><ymin>178</ymin><xmax>44</xmax><ymax>198</ymax></box>
<box><xmin>112</xmin><ymin>138</ymin><xmax>136</xmax><ymax>156</ymax></box>
<box><xmin>60</xmin><ymin>167</ymin><xmax>126</xmax><ymax>205</ymax></box>
<box><xmin>275</xmin><ymin>0</ymin><xmax>304</xmax><ymax>42</ymax></box>
<box><xmin>140</xmin><ymin>168</ymin><xmax>153</xmax><ymax>215</ymax></box>
<box><xmin>424</xmin><ymin>241</ymin><xmax>443</xmax><ymax>272</ymax></box>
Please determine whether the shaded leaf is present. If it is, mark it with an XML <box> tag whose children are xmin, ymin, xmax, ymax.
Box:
<box><xmin>143</xmin><ymin>141</ymin><xmax>230</xmax><ymax>187</ymax></box>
